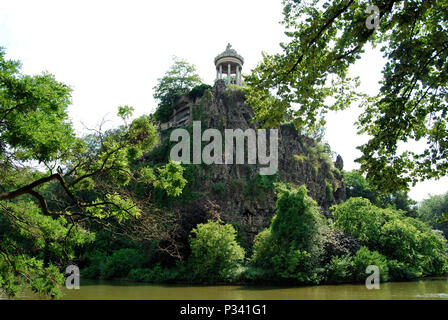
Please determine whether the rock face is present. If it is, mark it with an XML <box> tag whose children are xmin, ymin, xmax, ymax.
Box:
<box><xmin>160</xmin><ymin>80</ymin><xmax>346</xmax><ymax>247</ymax></box>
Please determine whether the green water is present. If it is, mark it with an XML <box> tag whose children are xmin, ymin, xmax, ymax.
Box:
<box><xmin>9</xmin><ymin>277</ymin><xmax>448</xmax><ymax>300</ymax></box>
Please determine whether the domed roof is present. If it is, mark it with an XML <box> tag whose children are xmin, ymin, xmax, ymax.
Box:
<box><xmin>214</xmin><ymin>43</ymin><xmax>244</xmax><ymax>65</ymax></box>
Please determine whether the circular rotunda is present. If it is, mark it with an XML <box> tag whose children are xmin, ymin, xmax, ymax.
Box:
<box><xmin>214</xmin><ymin>43</ymin><xmax>244</xmax><ymax>86</ymax></box>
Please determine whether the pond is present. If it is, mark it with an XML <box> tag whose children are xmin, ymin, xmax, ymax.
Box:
<box><xmin>7</xmin><ymin>277</ymin><xmax>448</xmax><ymax>300</ymax></box>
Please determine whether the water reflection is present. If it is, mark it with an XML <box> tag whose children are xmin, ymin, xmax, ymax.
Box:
<box><xmin>5</xmin><ymin>278</ymin><xmax>448</xmax><ymax>300</ymax></box>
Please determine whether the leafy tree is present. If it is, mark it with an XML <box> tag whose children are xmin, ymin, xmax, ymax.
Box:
<box><xmin>332</xmin><ymin>197</ymin><xmax>448</xmax><ymax>276</ymax></box>
<box><xmin>251</xmin><ymin>184</ymin><xmax>326</xmax><ymax>284</ymax></box>
<box><xmin>188</xmin><ymin>84</ymin><xmax>212</xmax><ymax>100</ymax></box>
<box><xmin>324</xmin><ymin>255</ymin><xmax>353</xmax><ymax>284</ymax></box>
<box><xmin>387</xmin><ymin>259</ymin><xmax>421</xmax><ymax>281</ymax></box>
<box><xmin>418</xmin><ymin>192</ymin><xmax>448</xmax><ymax>237</ymax></box>
<box><xmin>344</xmin><ymin>170</ymin><xmax>379</xmax><ymax>203</ymax></box>
<box><xmin>351</xmin><ymin>247</ymin><xmax>389</xmax><ymax>282</ymax></box>
<box><xmin>0</xmin><ymin>49</ymin><xmax>188</xmax><ymax>297</ymax></box>
<box><xmin>332</xmin><ymin>197</ymin><xmax>390</xmax><ymax>247</ymax></box>
<box><xmin>101</xmin><ymin>248</ymin><xmax>146</xmax><ymax>279</ymax></box>
<box><xmin>117</xmin><ymin>105</ymin><xmax>134</xmax><ymax>122</ymax></box>
<box><xmin>188</xmin><ymin>220</ymin><xmax>245</xmax><ymax>283</ymax></box>
<box><xmin>0</xmin><ymin>48</ymin><xmax>74</xmax><ymax>164</ymax></box>
<box><xmin>344</xmin><ymin>170</ymin><xmax>417</xmax><ymax>216</ymax></box>
<box><xmin>153</xmin><ymin>161</ymin><xmax>187</xmax><ymax>197</ymax></box>
<box><xmin>153</xmin><ymin>57</ymin><xmax>202</xmax><ymax>122</ymax></box>
<box><xmin>245</xmin><ymin>0</ymin><xmax>448</xmax><ymax>192</ymax></box>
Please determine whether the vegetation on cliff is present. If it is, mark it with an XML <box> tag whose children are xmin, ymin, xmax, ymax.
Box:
<box><xmin>1</xmin><ymin>0</ymin><xmax>448</xmax><ymax>297</ymax></box>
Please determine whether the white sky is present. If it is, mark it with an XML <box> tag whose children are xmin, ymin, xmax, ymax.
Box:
<box><xmin>0</xmin><ymin>0</ymin><xmax>446</xmax><ymax>202</ymax></box>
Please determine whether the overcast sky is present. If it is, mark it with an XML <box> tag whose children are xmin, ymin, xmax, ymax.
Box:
<box><xmin>1</xmin><ymin>0</ymin><xmax>446</xmax><ymax>201</ymax></box>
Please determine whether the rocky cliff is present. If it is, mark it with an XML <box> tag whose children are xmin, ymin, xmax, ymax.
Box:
<box><xmin>154</xmin><ymin>80</ymin><xmax>346</xmax><ymax>248</ymax></box>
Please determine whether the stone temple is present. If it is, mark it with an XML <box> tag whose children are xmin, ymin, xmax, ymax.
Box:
<box><xmin>214</xmin><ymin>43</ymin><xmax>244</xmax><ymax>86</ymax></box>
<box><xmin>160</xmin><ymin>44</ymin><xmax>244</xmax><ymax>130</ymax></box>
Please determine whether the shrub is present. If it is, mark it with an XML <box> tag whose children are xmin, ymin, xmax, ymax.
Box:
<box><xmin>387</xmin><ymin>260</ymin><xmax>422</xmax><ymax>281</ymax></box>
<box><xmin>332</xmin><ymin>197</ymin><xmax>394</xmax><ymax>247</ymax></box>
<box><xmin>324</xmin><ymin>255</ymin><xmax>353</xmax><ymax>283</ymax></box>
<box><xmin>378</xmin><ymin>219</ymin><xmax>422</xmax><ymax>267</ymax></box>
<box><xmin>188</xmin><ymin>84</ymin><xmax>212</xmax><ymax>99</ymax></box>
<box><xmin>271</xmin><ymin>184</ymin><xmax>325</xmax><ymax>253</ymax></box>
<box><xmin>188</xmin><ymin>221</ymin><xmax>245</xmax><ymax>283</ymax></box>
<box><xmin>82</xmin><ymin>249</ymin><xmax>107</xmax><ymax>279</ymax></box>
<box><xmin>418</xmin><ymin>192</ymin><xmax>448</xmax><ymax>238</ymax></box>
<box><xmin>238</xmin><ymin>266</ymin><xmax>276</xmax><ymax>284</ymax></box>
<box><xmin>101</xmin><ymin>248</ymin><xmax>146</xmax><ymax>279</ymax></box>
<box><xmin>270</xmin><ymin>245</ymin><xmax>320</xmax><ymax>283</ymax></box>
<box><xmin>333</xmin><ymin>197</ymin><xmax>448</xmax><ymax>277</ymax></box>
<box><xmin>153</xmin><ymin>103</ymin><xmax>173</xmax><ymax>123</ymax></box>
<box><xmin>251</xmin><ymin>229</ymin><xmax>278</xmax><ymax>269</ymax></box>
<box><xmin>352</xmin><ymin>247</ymin><xmax>388</xmax><ymax>282</ymax></box>
<box><xmin>251</xmin><ymin>184</ymin><xmax>326</xmax><ymax>284</ymax></box>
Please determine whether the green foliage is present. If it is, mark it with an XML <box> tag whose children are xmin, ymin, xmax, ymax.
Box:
<box><xmin>251</xmin><ymin>229</ymin><xmax>279</xmax><ymax>270</ymax></box>
<box><xmin>251</xmin><ymin>184</ymin><xmax>326</xmax><ymax>284</ymax></box>
<box><xmin>85</xmin><ymin>193</ymin><xmax>142</xmax><ymax>222</ymax></box>
<box><xmin>101</xmin><ymin>248</ymin><xmax>146</xmax><ymax>279</ymax></box>
<box><xmin>344</xmin><ymin>170</ymin><xmax>417</xmax><ymax>216</ymax></box>
<box><xmin>271</xmin><ymin>246</ymin><xmax>317</xmax><ymax>283</ymax></box>
<box><xmin>271</xmin><ymin>185</ymin><xmax>325</xmax><ymax>252</ymax></box>
<box><xmin>117</xmin><ymin>105</ymin><xmax>134</xmax><ymax>121</ymax></box>
<box><xmin>378</xmin><ymin>219</ymin><xmax>422</xmax><ymax>267</ymax></box>
<box><xmin>387</xmin><ymin>260</ymin><xmax>422</xmax><ymax>281</ymax></box>
<box><xmin>153</xmin><ymin>161</ymin><xmax>187</xmax><ymax>197</ymax></box>
<box><xmin>150</xmin><ymin>163</ymin><xmax>200</xmax><ymax>207</ymax></box>
<box><xmin>333</xmin><ymin>197</ymin><xmax>448</xmax><ymax>277</ymax></box>
<box><xmin>0</xmin><ymin>48</ymin><xmax>166</xmax><ymax>297</ymax></box>
<box><xmin>245</xmin><ymin>0</ymin><xmax>448</xmax><ymax>192</ymax></box>
<box><xmin>293</xmin><ymin>154</ymin><xmax>307</xmax><ymax>162</ymax></box>
<box><xmin>418</xmin><ymin>192</ymin><xmax>448</xmax><ymax>238</ymax></box>
<box><xmin>238</xmin><ymin>266</ymin><xmax>276</xmax><ymax>284</ymax></box>
<box><xmin>154</xmin><ymin>103</ymin><xmax>174</xmax><ymax>123</ymax></box>
<box><xmin>356</xmin><ymin>0</ymin><xmax>448</xmax><ymax>191</ymax></box>
<box><xmin>344</xmin><ymin>170</ymin><xmax>378</xmax><ymax>203</ymax></box>
<box><xmin>0</xmin><ymin>201</ymin><xmax>93</xmax><ymax>297</ymax></box>
<box><xmin>0</xmin><ymin>48</ymin><xmax>74</xmax><ymax>163</ymax></box>
<box><xmin>153</xmin><ymin>57</ymin><xmax>202</xmax><ymax>103</ymax></box>
<box><xmin>188</xmin><ymin>84</ymin><xmax>212</xmax><ymax>99</ymax></box>
<box><xmin>82</xmin><ymin>249</ymin><xmax>107</xmax><ymax>279</ymax></box>
<box><xmin>0</xmin><ymin>255</ymin><xmax>65</xmax><ymax>298</ymax></box>
<box><xmin>324</xmin><ymin>255</ymin><xmax>353</xmax><ymax>284</ymax></box>
<box><xmin>332</xmin><ymin>197</ymin><xmax>390</xmax><ymax>246</ymax></box>
<box><xmin>153</xmin><ymin>56</ymin><xmax>201</xmax><ymax>122</ymax></box>
<box><xmin>188</xmin><ymin>220</ymin><xmax>245</xmax><ymax>283</ymax></box>
<box><xmin>352</xmin><ymin>247</ymin><xmax>389</xmax><ymax>282</ymax></box>
<box><xmin>191</xmin><ymin>95</ymin><xmax>208</xmax><ymax>122</ymax></box>
<box><xmin>243</xmin><ymin>173</ymin><xmax>277</xmax><ymax>199</ymax></box>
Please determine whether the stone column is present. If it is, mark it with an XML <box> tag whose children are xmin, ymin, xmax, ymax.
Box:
<box><xmin>219</xmin><ymin>64</ymin><xmax>222</xmax><ymax>79</ymax></box>
<box><xmin>240</xmin><ymin>66</ymin><xmax>242</xmax><ymax>85</ymax></box>
<box><xmin>239</xmin><ymin>67</ymin><xmax>242</xmax><ymax>85</ymax></box>
<box><xmin>216</xmin><ymin>67</ymin><xmax>219</xmax><ymax>80</ymax></box>
<box><xmin>227</xmin><ymin>63</ymin><xmax>231</xmax><ymax>84</ymax></box>
<box><xmin>236</xmin><ymin>66</ymin><xmax>240</xmax><ymax>85</ymax></box>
